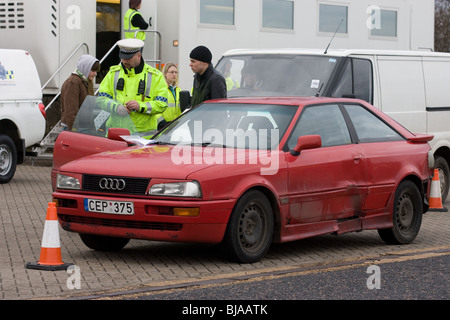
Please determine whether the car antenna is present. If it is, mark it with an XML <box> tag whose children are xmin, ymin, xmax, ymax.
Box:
<box><xmin>324</xmin><ymin>18</ymin><xmax>344</xmax><ymax>54</ymax></box>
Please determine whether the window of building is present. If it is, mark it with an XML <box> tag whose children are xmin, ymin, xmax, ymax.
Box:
<box><xmin>319</xmin><ymin>3</ymin><xmax>348</xmax><ymax>34</ymax></box>
<box><xmin>262</xmin><ymin>0</ymin><xmax>294</xmax><ymax>30</ymax></box>
<box><xmin>369</xmin><ymin>8</ymin><xmax>398</xmax><ymax>37</ymax></box>
<box><xmin>199</xmin><ymin>0</ymin><xmax>235</xmax><ymax>26</ymax></box>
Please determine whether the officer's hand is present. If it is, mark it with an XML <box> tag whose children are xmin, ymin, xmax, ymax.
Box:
<box><xmin>126</xmin><ymin>100</ymin><xmax>140</xmax><ymax>112</ymax></box>
<box><xmin>116</xmin><ymin>105</ymin><xmax>129</xmax><ymax>116</ymax></box>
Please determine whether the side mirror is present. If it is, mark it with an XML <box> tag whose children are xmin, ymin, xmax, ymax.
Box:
<box><xmin>179</xmin><ymin>90</ymin><xmax>191</xmax><ymax>112</ymax></box>
<box><xmin>290</xmin><ymin>135</ymin><xmax>321</xmax><ymax>156</ymax></box>
<box><xmin>107</xmin><ymin>128</ymin><xmax>131</xmax><ymax>141</ymax></box>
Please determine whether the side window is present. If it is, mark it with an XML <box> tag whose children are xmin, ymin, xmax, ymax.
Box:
<box><xmin>332</xmin><ymin>58</ymin><xmax>373</xmax><ymax>103</ymax></box>
<box><xmin>344</xmin><ymin>104</ymin><xmax>403</xmax><ymax>142</ymax></box>
<box><xmin>288</xmin><ymin>104</ymin><xmax>351</xmax><ymax>149</ymax></box>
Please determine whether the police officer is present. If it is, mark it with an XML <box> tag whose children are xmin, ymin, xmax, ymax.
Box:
<box><xmin>124</xmin><ymin>0</ymin><xmax>149</xmax><ymax>41</ymax></box>
<box><xmin>99</xmin><ymin>39</ymin><xmax>168</xmax><ymax>137</ymax></box>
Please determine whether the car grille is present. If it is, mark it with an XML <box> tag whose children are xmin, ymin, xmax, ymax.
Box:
<box><xmin>83</xmin><ymin>174</ymin><xmax>150</xmax><ymax>195</ymax></box>
<box><xmin>59</xmin><ymin>214</ymin><xmax>183</xmax><ymax>231</ymax></box>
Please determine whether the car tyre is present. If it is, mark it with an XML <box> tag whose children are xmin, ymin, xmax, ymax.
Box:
<box><xmin>222</xmin><ymin>190</ymin><xmax>274</xmax><ymax>263</ymax></box>
<box><xmin>434</xmin><ymin>156</ymin><xmax>449</xmax><ymax>203</ymax></box>
<box><xmin>79</xmin><ymin>233</ymin><xmax>130</xmax><ymax>251</ymax></box>
<box><xmin>0</xmin><ymin>135</ymin><xmax>17</xmax><ymax>184</ymax></box>
<box><xmin>378</xmin><ymin>180</ymin><xmax>422</xmax><ymax>244</ymax></box>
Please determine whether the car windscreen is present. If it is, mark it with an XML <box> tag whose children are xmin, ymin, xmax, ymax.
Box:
<box><xmin>215</xmin><ymin>54</ymin><xmax>342</xmax><ymax>97</ymax></box>
<box><xmin>154</xmin><ymin>102</ymin><xmax>298</xmax><ymax>150</ymax></box>
<box><xmin>71</xmin><ymin>96</ymin><xmax>138</xmax><ymax>137</ymax></box>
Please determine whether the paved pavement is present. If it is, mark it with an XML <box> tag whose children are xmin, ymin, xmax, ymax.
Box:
<box><xmin>1</xmin><ymin>159</ymin><xmax>450</xmax><ymax>300</ymax></box>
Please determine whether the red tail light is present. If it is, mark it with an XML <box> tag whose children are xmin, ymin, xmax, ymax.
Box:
<box><xmin>39</xmin><ymin>103</ymin><xmax>46</xmax><ymax>119</ymax></box>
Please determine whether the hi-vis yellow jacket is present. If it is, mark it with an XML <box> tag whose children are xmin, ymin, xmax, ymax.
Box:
<box><xmin>163</xmin><ymin>85</ymin><xmax>181</xmax><ymax>122</ymax></box>
<box><xmin>124</xmin><ymin>9</ymin><xmax>146</xmax><ymax>41</ymax></box>
<box><xmin>99</xmin><ymin>63</ymin><xmax>168</xmax><ymax>135</ymax></box>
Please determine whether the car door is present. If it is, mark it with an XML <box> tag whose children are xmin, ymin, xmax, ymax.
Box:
<box><xmin>52</xmin><ymin>96</ymin><xmax>137</xmax><ymax>171</ymax></box>
<box><xmin>285</xmin><ymin>104</ymin><xmax>367</xmax><ymax>223</ymax></box>
<box><xmin>343</xmin><ymin>103</ymin><xmax>406</xmax><ymax>212</ymax></box>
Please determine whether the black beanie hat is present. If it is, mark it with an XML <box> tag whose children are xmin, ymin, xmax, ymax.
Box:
<box><xmin>190</xmin><ymin>45</ymin><xmax>212</xmax><ymax>64</ymax></box>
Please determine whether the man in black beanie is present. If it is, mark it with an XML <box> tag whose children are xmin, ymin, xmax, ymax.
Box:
<box><xmin>189</xmin><ymin>45</ymin><xmax>226</xmax><ymax>107</ymax></box>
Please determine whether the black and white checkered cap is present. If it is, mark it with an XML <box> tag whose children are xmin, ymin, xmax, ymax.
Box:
<box><xmin>117</xmin><ymin>39</ymin><xmax>145</xmax><ymax>59</ymax></box>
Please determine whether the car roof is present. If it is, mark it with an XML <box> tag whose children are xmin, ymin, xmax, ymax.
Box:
<box><xmin>204</xmin><ymin>96</ymin><xmax>365</xmax><ymax>107</ymax></box>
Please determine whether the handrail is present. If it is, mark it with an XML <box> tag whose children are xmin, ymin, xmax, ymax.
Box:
<box><xmin>41</xmin><ymin>42</ymin><xmax>89</xmax><ymax>91</ymax></box>
<box><xmin>43</xmin><ymin>43</ymin><xmax>89</xmax><ymax>111</ymax></box>
<box><xmin>134</xmin><ymin>30</ymin><xmax>162</xmax><ymax>65</ymax></box>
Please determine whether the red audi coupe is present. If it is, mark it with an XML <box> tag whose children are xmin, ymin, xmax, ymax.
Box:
<box><xmin>51</xmin><ymin>96</ymin><xmax>434</xmax><ymax>263</ymax></box>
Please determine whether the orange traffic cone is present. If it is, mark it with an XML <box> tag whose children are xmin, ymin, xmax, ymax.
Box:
<box><xmin>26</xmin><ymin>202</ymin><xmax>73</xmax><ymax>271</ymax></box>
<box><xmin>428</xmin><ymin>169</ymin><xmax>448</xmax><ymax>212</ymax></box>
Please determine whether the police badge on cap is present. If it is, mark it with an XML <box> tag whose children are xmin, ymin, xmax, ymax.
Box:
<box><xmin>117</xmin><ymin>39</ymin><xmax>145</xmax><ymax>60</ymax></box>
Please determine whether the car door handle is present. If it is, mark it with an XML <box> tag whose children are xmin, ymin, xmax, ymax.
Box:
<box><xmin>61</xmin><ymin>140</ymin><xmax>71</xmax><ymax>147</ymax></box>
<box><xmin>353</xmin><ymin>154</ymin><xmax>362</xmax><ymax>164</ymax></box>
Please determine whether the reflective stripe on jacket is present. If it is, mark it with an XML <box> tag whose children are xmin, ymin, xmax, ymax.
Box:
<box><xmin>163</xmin><ymin>85</ymin><xmax>181</xmax><ymax>121</ymax></box>
<box><xmin>98</xmin><ymin>63</ymin><xmax>168</xmax><ymax>134</ymax></box>
<box><xmin>124</xmin><ymin>9</ymin><xmax>145</xmax><ymax>41</ymax></box>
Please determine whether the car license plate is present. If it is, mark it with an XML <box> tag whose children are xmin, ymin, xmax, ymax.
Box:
<box><xmin>84</xmin><ymin>199</ymin><xmax>134</xmax><ymax>215</ymax></box>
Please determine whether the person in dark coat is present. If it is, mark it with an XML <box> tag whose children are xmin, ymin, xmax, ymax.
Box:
<box><xmin>189</xmin><ymin>45</ymin><xmax>227</xmax><ymax>107</ymax></box>
<box><xmin>61</xmin><ymin>55</ymin><xmax>100</xmax><ymax>130</ymax></box>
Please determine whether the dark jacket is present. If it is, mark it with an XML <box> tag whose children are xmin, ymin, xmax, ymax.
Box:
<box><xmin>191</xmin><ymin>64</ymin><xmax>227</xmax><ymax>107</ymax></box>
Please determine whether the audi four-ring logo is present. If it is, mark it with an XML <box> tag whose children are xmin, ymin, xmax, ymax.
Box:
<box><xmin>99</xmin><ymin>178</ymin><xmax>126</xmax><ymax>191</ymax></box>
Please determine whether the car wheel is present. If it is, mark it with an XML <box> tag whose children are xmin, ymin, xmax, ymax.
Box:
<box><xmin>79</xmin><ymin>233</ymin><xmax>130</xmax><ymax>251</ymax></box>
<box><xmin>434</xmin><ymin>156</ymin><xmax>449</xmax><ymax>203</ymax></box>
<box><xmin>222</xmin><ymin>190</ymin><xmax>274</xmax><ymax>263</ymax></box>
<box><xmin>378</xmin><ymin>180</ymin><xmax>422</xmax><ymax>244</ymax></box>
<box><xmin>0</xmin><ymin>135</ymin><xmax>17</xmax><ymax>184</ymax></box>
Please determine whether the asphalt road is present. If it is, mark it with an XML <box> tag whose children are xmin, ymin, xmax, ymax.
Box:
<box><xmin>103</xmin><ymin>248</ymin><xmax>449</xmax><ymax>300</ymax></box>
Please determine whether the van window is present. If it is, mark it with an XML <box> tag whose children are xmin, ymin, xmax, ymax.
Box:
<box><xmin>216</xmin><ymin>55</ymin><xmax>343</xmax><ymax>97</ymax></box>
<box><xmin>332</xmin><ymin>58</ymin><xmax>373</xmax><ymax>103</ymax></box>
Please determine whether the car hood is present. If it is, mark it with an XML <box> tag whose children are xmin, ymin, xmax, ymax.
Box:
<box><xmin>58</xmin><ymin>144</ymin><xmax>270</xmax><ymax>179</ymax></box>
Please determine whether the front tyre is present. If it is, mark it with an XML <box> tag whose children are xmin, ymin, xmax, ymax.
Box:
<box><xmin>222</xmin><ymin>190</ymin><xmax>274</xmax><ymax>263</ymax></box>
<box><xmin>0</xmin><ymin>135</ymin><xmax>17</xmax><ymax>184</ymax></box>
<box><xmin>378</xmin><ymin>180</ymin><xmax>422</xmax><ymax>244</ymax></box>
<box><xmin>79</xmin><ymin>233</ymin><xmax>130</xmax><ymax>251</ymax></box>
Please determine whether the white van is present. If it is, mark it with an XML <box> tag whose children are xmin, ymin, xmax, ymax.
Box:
<box><xmin>216</xmin><ymin>48</ymin><xmax>450</xmax><ymax>200</ymax></box>
<box><xmin>0</xmin><ymin>49</ymin><xmax>46</xmax><ymax>183</ymax></box>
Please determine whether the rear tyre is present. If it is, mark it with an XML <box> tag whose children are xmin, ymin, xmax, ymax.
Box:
<box><xmin>0</xmin><ymin>135</ymin><xmax>17</xmax><ymax>184</ymax></box>
<box><xmin>434</xmin><ymin>156</ymin><xmax>449</xmax><ymax>203</ymax></box>
<box><xmin>222</xmin><ymin>190</ymin><xmax>274</xmax><ymax>263</ymax></box>
<box><xmin>378</xmin><ymin>180</ymin><xmax>422</xmax><ymax>244</ymax></box>
<box><xmin>79</xmin><ymin>233</ymin><xmax>129</xmax><ymax>251</ymax></box>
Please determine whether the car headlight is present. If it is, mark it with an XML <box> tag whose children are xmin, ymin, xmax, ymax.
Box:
<box><xmin>57</xmin><ymin>173</ymin><xmax>81</xmax><ymax>190</ymax></box>
<box><xmin>148</xmin><ymin>181</ymin><xmax>202</xmax><ymax>198</ymax></box>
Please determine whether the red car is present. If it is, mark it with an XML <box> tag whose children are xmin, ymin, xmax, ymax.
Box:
<box><xmin>52</xmin><ymin>95</ymin><xmax>434</xmax><ymax>263</ymax></box>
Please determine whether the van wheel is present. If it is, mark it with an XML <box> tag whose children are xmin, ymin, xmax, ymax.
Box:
<box><xmin>222</xmin><ymin>190</ymin><xmax>274</xmax><ymax>263</ymax></box>
<box><xmin>79</xmin><ymin>233</ymin><xmax>129</xmax><ymax>251</ymax></box>
<box><xmin>378</xmin><ymin>180</ymin><xmax>422</xmax><ymax>244</ymax></box>
<box><xmin>434</xmin><ymin>156</ymin><xmax>449</xmax><ymax>202</ymax></box>
<box><xmin>0</xmin><ymin>135</ymin><xmax>17</xmax><ymax>184</ymax></box>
